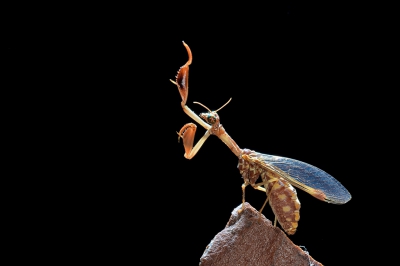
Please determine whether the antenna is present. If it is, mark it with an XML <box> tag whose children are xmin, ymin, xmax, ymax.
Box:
<box><xmin>193</xmin><ymin>98</ymin><xmax>232</xmax><ymax>113</ymax></box>
<box><xmin>193</xmin><ymin>101</ymin><xmax>212</xmax><ymax>112</ymax></box>
<box><xmin>215</xmin><ymin>98</ymin><xmax>232</xmax><ymax>112</ymax></box>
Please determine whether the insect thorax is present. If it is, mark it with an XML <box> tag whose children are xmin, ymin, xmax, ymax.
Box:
<box><xmin>238</xmin><ymin>149</ymin><xmax>263</xmax><ymax>185</ymax></box>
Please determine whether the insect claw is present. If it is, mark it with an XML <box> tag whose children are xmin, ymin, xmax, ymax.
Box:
<box><xmin>177</xmin><ymin>123</ymin><xmax>197</xmax><ymax>158</ymax></box>
<box><xmin>172</xmin><ymin>42</ymin><xmax>192</xmax><ymax>106</ymax></box>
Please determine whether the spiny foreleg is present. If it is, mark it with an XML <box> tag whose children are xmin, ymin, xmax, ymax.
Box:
<box><xmin>177</xmin><ymin>123</ymin><xmax>212</xmax><ymax>159</ymax></box>
<box><xmin>171</xmin><ymin>42</ymin><xmax>211</xmax><ymax>131</ymax></box>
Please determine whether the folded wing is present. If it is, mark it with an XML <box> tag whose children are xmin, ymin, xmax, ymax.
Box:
<box><xmin>254</xmin><ymin>151</ymin><xmax>351</xmax><ymax>204</ymax></box>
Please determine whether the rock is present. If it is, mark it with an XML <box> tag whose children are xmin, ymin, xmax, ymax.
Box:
<box><xmin>199</xmin><ymin>202</ymin><xmax>322</xmax><ymax>266</ymax></box>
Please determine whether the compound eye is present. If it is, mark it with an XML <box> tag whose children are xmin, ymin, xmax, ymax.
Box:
<box><xmin>207</xmin><ymin>115</ymin><xmax>216</xmax><ymax>124</ymax></box>
<box><xmin>200</xmin><ymin>113</ymin><xmax>217</xmax><ymax>125</ymax></box>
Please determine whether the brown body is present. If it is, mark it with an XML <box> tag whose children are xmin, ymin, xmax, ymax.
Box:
<box><xmin>172</xmin><ymin>42</ymin><xmax>351</xmax><ymax>235</ymax></box>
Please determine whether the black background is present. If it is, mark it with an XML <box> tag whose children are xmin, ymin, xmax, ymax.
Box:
<box><xmin>6</xmin><ymin>2</ymin><xmax>386</xmax><ymax>265</ymax></box>
<box><xmin>162</xmin><ymin>16</ymin><xmax>363</xmax><ymax>264</ymax></box>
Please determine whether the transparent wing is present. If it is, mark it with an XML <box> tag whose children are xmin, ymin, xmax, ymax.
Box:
<box><xmin>255</xmin><ymin>151</ymin><xmax>351</xmax><ymax>204</ymax></box>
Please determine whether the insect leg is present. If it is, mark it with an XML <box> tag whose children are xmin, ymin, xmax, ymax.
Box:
<box><xmin>171</xmin><ymin>42</ymin><xmax>211</xmax><ymax>131</ymax></box>
<box><xmin>239</xmin><ymin>182</ymin><xmax>249</xmax><ymax>213</ymax></box>
<box><xmin>253</xmin><ymin>182</ymin><xmax>272</xmax><ymax>220</ymax></box>
<box><xmin>177</xmin><ymin>123</ymin><xmax>212</xmax><ymax>159</ymax></box>
<box><xmin>253</xmin><ymin>182</ymin><xmax>267</xmax><ymax>192</ymax></box>
<box><xmin>259</xmin><ymin>194</ymin><xmax>270</xmax><ymax>214</ymax></box>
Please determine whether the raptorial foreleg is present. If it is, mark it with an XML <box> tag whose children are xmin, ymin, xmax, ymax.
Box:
<box><xmin>177</xmin><ymin>123</ymin><xmax>212</xmax><ymax>159</ymax></box>
<box><xmin>171</xmin><ymin>42</ymin><xmax>211</xmax><ymax>131</ymax></box>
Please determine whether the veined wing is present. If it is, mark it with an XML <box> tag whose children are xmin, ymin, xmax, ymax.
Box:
<box><xmin>250</xmin><ymin>150</ymin><xmax>351</xmax><ymax>204</ymax></box>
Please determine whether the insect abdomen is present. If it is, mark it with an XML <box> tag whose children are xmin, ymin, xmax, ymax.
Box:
<box><xmin>265</xmin><ymin>175</ymin><xmax>301</xmax><ymax>235</ymax></box>
<box><xmin>238</xmin><ymin>149</ymin><xmax>302</xmax><ymax>235</ymax></box>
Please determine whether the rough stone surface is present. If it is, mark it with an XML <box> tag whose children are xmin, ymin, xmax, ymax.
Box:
<box><xmin>199</xmin><ymin>203</ymin><xmax>322</xmax><ymax>266</ymax></box>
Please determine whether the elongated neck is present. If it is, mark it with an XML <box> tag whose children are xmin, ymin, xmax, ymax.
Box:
<box><xmin>216</xmin><ymin>125</ymin><xmax>242</xmax><ymax>157</ymax></box>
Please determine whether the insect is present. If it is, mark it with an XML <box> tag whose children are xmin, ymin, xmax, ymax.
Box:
<box><xmin>171</xmin><ymin>42</ymin><xmax>351</xmax><ymax>235</ymax></box>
